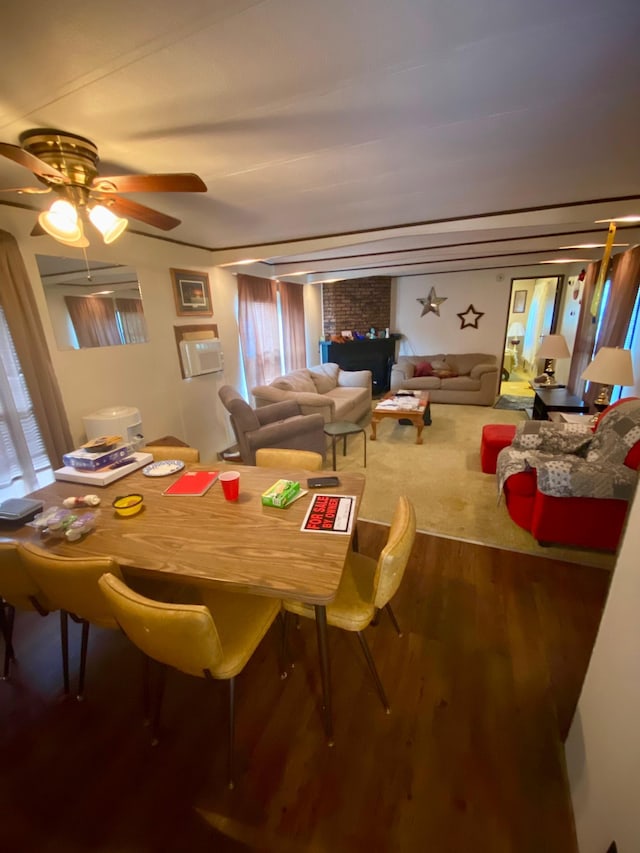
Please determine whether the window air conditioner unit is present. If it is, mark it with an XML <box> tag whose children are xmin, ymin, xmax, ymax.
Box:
<box><xmin>179</xmin><ymin>339</ymin><xmax>224</xmax><ymax>378</ymax></box>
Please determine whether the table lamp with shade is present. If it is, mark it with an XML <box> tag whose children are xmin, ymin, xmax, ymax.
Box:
<box><xmin>507</xmin><ymin>322</ymin><xmax>526</xmax><ymax>347</ymax></box>
<box><xmin>506</xmin><ymin>321</ymin><xmax>526</xmax><ymax>369</ymax></box>
<box><xmin>581</xmin><ymin>346</ymin><xmax>635</xmax><ymax>411</ymax></box>
<box><xmin>535</xmin><ymin>334</ymin><xmax>571</xmax><ymax>385</ymax></box>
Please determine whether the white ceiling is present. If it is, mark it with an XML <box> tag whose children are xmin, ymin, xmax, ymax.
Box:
<box><xmin>1</xmin><ymin>0</ymin><xmax>639</xmax><ymax>282</ymax></box>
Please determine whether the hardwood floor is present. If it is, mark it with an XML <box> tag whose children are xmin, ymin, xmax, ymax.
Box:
<box><xmin>0</xmin><ymin>524</ymin><xmax>610</xmax><ymax>852</ymax></box>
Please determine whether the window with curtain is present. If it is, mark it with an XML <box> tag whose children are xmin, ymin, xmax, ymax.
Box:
<box><xmin>237</xmin><ymin>275</ymin><xmax>306</xmax><ymax>392</ymax></box>
<box><xmin>115</xmin><ymin>297</ymin><xmax>148</xmax><ymax>344</ymax></box>
<box><xmin>0</xmin><ymin>307</ymin><xmax>52</xmax><ymax>496</ymax></box>
<box><xmin>279</xmin><ymin>280</ymin><xmax>306</xmax><ymax>372</ymax></box>
<box><xmin>611</xmin><ymin>287</ymin><xmax>640</xmax><ymax>403</ymax></box>
<box><xmin>570</xmin><ymin>246</ymin><xmax>640</xmax><ymax>405</ymax></box>
<box><xmin>65</xmin><ymin>295</ymin><xmax>122</xmax><ymax>348</ymax></box>
<box><xmin>0</xmin><ymin>230</ymin><xmax>73</xmax><ymax>471</ymax></box>
<box><xmin>64</xmin><ymin>295</ymin><xmax>147</xmax><ymax>348</ymax></box>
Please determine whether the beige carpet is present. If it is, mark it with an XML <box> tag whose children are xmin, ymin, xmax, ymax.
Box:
<box><xmin>334</xmin><ymin>402</ymin><xmax>615</xmax><ymax>571</ymax></box>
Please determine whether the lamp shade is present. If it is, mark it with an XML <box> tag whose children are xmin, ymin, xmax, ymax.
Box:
<box><xmin>508</xmin><ymin>322</ymin><xmax>525</xmax><ymax>339</ymax></box>
<box><xmin>581</xmin><ymin>347</ymin><xmax>635</xmax><ymax>386</ymax></box>
<box><xmin>536</xmin><ymin>334</ymin><xmax>571</xmax><ymax>360</ymax></box>
<box><xmin>89</xmin><ymin>204</ymin><xmax>128</xmax><ymax>244</ymax></box>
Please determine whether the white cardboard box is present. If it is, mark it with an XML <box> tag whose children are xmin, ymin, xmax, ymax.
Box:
<box><xmin>54</xmin><ymin>452</ymin><xmax>153</xmax><ymax>486</ymax></box>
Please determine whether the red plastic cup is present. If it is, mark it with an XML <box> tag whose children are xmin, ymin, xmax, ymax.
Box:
<box><xmin>219</xmin><ymin>471</ymin><xmax>240</xmax><ymax>501</ymax></box>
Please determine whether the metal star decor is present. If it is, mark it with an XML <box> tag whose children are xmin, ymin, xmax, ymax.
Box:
<box><xmin>457</xmin><ymin>304</ymin><xmax>485</xmax><ymax>329</ymax></box>
<box><xmin>417</xmin><ymin>287</ymin><xmax>447</xmax><ymax>317</ymax></box>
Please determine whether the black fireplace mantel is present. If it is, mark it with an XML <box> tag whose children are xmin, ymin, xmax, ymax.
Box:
<box><xmin>319</xmin><ymin>337</ymin><xmax>399</xmax><ymax>394</ymax></box>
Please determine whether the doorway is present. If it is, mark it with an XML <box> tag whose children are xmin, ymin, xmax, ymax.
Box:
<box><xmin>502</xmin><ymin>276</ymin><xmax>563</xmax><ymax>395</ymax></box>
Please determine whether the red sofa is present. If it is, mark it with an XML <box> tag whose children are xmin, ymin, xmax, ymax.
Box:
<box><xmin>501</xmin><ymin>398</ymin><xmax>640</xmax><ymax>551</ymax></box>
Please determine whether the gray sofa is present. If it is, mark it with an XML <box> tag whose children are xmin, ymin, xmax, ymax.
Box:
<box><xmin>389</xmin><ymin>353</ymin><xmax>498</xmax><ymax>406</ymax></box>
<box><xmin>251</xmin><ymin>363</ymin><xmax>372</xmax><ymax>425</ymax></box>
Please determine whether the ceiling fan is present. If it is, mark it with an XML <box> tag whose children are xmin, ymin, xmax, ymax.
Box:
<box><xmin>0</xmin><ymin>128</ymin><xmax>207</xmax><ymax>247</ymax></box>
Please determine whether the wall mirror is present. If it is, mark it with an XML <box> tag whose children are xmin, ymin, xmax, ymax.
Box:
<box><xmin>503</xmin><ymin>276</ymin><xmax>563</xmax><ymax>379</ymax></box>
<box><xmin>36</xmin><ymin>254</ymin><xmax>148</xmax><ymax>350</ymax></box>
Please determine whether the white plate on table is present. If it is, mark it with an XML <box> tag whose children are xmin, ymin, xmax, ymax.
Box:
<box><xmin>142</xmin><ymin>460</ymin><xmax>185</xmax><ymax>477</ymax></box>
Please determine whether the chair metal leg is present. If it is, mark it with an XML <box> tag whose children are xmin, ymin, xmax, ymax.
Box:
<box><xmin>352</xmin><ymin>525</ymin><xmax>359</xmax><ymax>553</ymax></box>
<box><xmin>77</xmin><ymin>619</ymin><xmax>90</xmax><ymax>701</ymax></box>
<box><xmin>356</xmin><ymin>631</ymin><xmax>390</xmax><ymax>714</ymax></box>
<box><xmin>1</xmin><ymin>601</ymin><xmax>15</xmax><ymax>679</ymax></box>
<box><xmin>385</xmin><ymin>603</ymin><xmax>403</xmax><ymax>638</ymax></box>
<box><xmin>371</xmin><ymin>606</ymin><xmax>380</xmax><ymax>627</ymax></box>
<box><xmin>142</xmin><ymin>653</ymin><xmax>151</xmax><ymax>725</ymax></box>
<box><xmin>60</xmin><ymin>611</ymin><xmax>70</xmax><ymax>694</ymax></box>
<box><xmin>280</xmin><ymin>610</ymin><xmax>293</xmax><ymax>678</ymax></box>
<box><xmin>227</xmin><ymin>676</ymin><xmax>236</xmax><ymax>789</ymax></box>
<box><xmin>314</xmin><ymin>604</ymin><xmax>334</xmax><ymax>744</ymax></box>
<box><xmin>150</xmin><ymin>661</ymin><xmax>167</xmax><ymax>746</ymax></box>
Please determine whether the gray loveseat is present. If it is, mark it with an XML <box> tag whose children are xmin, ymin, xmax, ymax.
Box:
<box><xmin>389</xmin><ymin>353</ymin><xmax>498</xmax><ymax>406</ymax></box>
<box><xmin>251</xmin><ymin>363</ymin><xmax>372</xmax><ymax>425</ymax></box>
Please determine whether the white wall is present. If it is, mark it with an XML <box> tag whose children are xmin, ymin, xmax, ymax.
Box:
<box><xmin>0</xmin><ymin>207</ymin><xmax>239</xmax><ymax>462</ymax></box>
<box><xmin>394</xmin><ymin>269</ymin><xmax>529</xmax><ymax>361</ymax></box>
<box><xmin>565</xmin><ymin>486</ymin><xmax>640</xmax><ymax>852</ymax></box>
<box><xmin>304</xmin><ymin>282</ymin><xmax>323</xmax><ymax>366</ymax></box>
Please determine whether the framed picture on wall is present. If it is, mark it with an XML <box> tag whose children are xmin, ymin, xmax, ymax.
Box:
<box><xmin>512</xmin><ymin>290</ymin><xmax>527</xmax><ymax>313</ymax></box>
<box><xmin>171</xmin><ymin>268</ymin><xmax>213</xmax><ymax>316</ymax></box>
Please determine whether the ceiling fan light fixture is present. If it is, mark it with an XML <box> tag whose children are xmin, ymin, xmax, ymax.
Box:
<box><xmin>89</xmin><ymin>204</ymin><xmax>128</xmax><ymax>244</ymax></box>
<box><xmin>53</xmin><ymin>220</ymin><xmax>90</xmax><ymax>249</ymax></box>
<box><xmin>39</xmin><ymin>199</ymin><xmax>83</xmax><ymax>242</ymax></box>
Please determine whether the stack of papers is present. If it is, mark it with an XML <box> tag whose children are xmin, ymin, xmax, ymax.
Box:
<box><xmin>376</xmin><ymin>396</ymin><xmax>422</xmax><ymax>411</ymax></box>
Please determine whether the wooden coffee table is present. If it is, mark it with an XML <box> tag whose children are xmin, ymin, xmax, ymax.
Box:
<box><xmin>370</xmin><ymin>392</ymin><xmax>431</xmax><ymax>444</ymax></box>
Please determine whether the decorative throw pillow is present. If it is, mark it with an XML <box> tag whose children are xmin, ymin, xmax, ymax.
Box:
<box><xmin>414</xmin><ymin>361</ymin><xmax>433</xmax><ymax>377</ymax></box>
<box><xmin>311</xmin><ymin>363</ymin><xmax>339</xmax><ymax>394</ymax></box>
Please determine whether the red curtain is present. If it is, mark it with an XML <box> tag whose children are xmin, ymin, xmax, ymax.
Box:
<box><xmin>237</xmin><ymin>274</ymin><xmax>280</xmax><ymax>391</ymax></box>
<box><xmin>279</xmin><ymin>280</ymin><xmax>306</xmax><ymax>372</ymax></box>
<box><xmin>567</xmin><ymin>262</ymin><xmax>600</xmax><ymax>398</ymax></box>
<box><xmin>115</xmin><ymin>297</ymin><xmax>147</xmax><ymax>344</ymax></box>
<box><xmin>65</xmin><ymin>296</ymin><xmax>121</xmax><ymax>348</ymax></box>
<box><xmin>594</xmin><ymin>246</ymin><xmax>640</xmax><ymax>351</ymax></box>
<box><xmin>568</xmin><ymin>246</ymin><xmax>640</xmax><ymax>406</ymax></box>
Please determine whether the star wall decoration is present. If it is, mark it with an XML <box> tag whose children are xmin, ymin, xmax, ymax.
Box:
<box><xmin>457</xmin><ymin>304</ymin><xmax>484</xmax><ymax>329</ymax></box>
<box><xmin>417</xmin><ymin>287</ymin><xmax>447</xmax><ymax>317</ymax></box>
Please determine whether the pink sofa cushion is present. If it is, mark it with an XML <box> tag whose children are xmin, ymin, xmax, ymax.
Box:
<box><xmin>414</xmin><ymin>361</ymin><xmax>433</xmax><ymax>377</ymax></box>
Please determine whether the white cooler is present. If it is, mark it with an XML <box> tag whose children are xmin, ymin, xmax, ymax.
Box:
<box><xmin>82</xmin><ymin>406</ymin><xmax>144</xmax><ymax>450</ymax></box>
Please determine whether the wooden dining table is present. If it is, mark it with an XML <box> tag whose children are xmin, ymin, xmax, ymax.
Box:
<box><xmin>7</xmin><ymin>462</ymin><xmax>366</xmax><ymax>741</ymax></box>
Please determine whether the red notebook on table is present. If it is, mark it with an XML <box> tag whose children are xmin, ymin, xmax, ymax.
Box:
<box><xmin>163</xmin><ymin>470</ymin><xmax>219</xmax><ymax>496</ymax></box>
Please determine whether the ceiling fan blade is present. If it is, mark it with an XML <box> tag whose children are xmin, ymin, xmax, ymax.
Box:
<box><xmin>91</xmin><ymin>173</ymin><xmax>206</xmax><ymax>194</ymax></box>
<box><xmin>0</xmin><ymin>186</ymin><xmax>52</xmax><ymax>194</ymax></box>
<box><xmin>31</xmin><ymin>221</ymin><xmax>46</xmax><ymax>236</ymax></box>
<box><xmin>0</xmin><ymin>142</ymin><xmax>68</xmax><ymax>183</ymax></box>
<box><xmin>100</xmin><ymin>195</ymin><xmax>181</xmax><ymax>230</ymax></box>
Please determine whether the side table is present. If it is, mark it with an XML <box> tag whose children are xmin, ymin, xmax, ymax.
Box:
<box><xmin>531</xmin><ymin>387</ymin><xmax>589</xmax><ymax>420</ymax></box>
<box><xmin>324</xmin><ymin>421</ymin><xmax>367</xmax><ymax>470</ymax></box>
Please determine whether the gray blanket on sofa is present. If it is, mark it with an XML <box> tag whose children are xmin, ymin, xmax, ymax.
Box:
<box><xmin>496</xmin><ymin>411</ymin><xmax>640</xmax><ymax>501</ymax></box>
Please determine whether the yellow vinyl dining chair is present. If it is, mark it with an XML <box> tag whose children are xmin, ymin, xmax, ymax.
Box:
<box><xmin>98</xmin><ymin>572</ymin><xmax>281</xmax><ymax>788</ymax></box>
<box><xmin>18</xmin><ymin>542</ymin><xmax>122</xmax><ymax>699</ymax></box>
<box><xmin>0</xmin><ymin>542</ymin><xmax>52</xmax><ymax>679</ymax></box>
<box><xmin>255</xmin><ymin>448</ymin><xmax>324</xmax><ymax>471</ymax></box>
<box><xmin>282</xmin><ymin>495</ymin><xmax>416</xmax><ymax>713</ymax></box>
